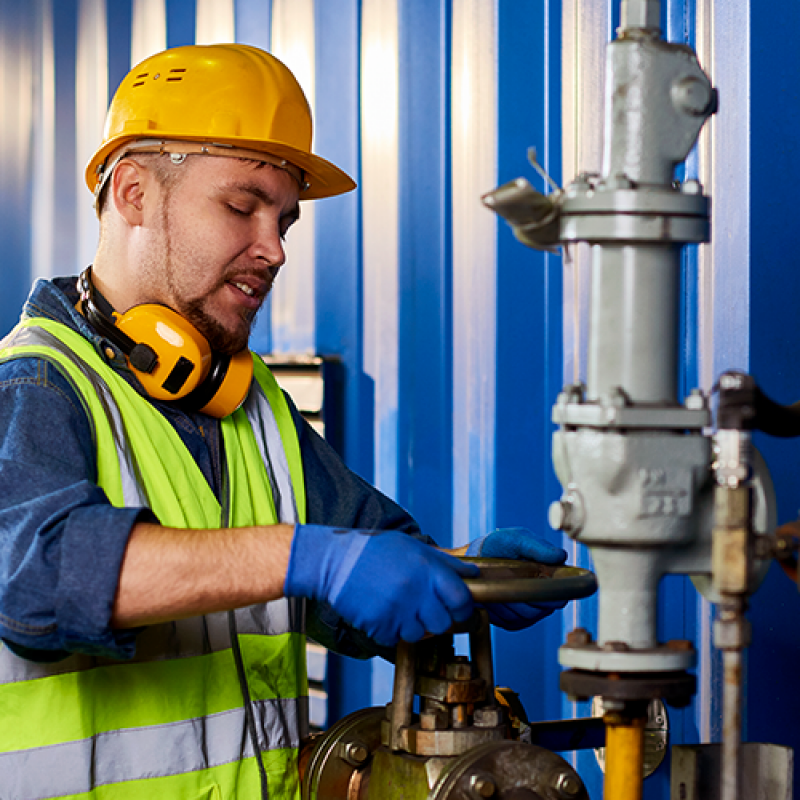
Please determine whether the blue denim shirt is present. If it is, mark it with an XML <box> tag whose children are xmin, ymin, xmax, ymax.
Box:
<box><xmin>0</xmin><ymin>277</ymin><xmax>421</xmax><ymax>661</ymax></box>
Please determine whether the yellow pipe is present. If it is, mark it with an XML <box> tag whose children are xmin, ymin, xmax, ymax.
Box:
<box><xmin>603</xmin><ymin>712</ymin><xmax>646</xmax><ymax>800</ymax></box>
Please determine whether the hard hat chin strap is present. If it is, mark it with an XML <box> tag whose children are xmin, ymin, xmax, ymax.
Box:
<box><xmin>94</xmin><ymin>138</ymin><xmax>308</xmax><ymax>214</ymax></box>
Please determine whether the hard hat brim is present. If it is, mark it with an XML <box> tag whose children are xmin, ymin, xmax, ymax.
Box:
<box><xmin>86</xmin><ymin>134</ymin><xmax>356</xmax><ymax>201</ymax></box>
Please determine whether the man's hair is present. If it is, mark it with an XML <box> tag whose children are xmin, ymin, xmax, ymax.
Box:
<box><xmin>96</xmin><ymin>152</ymin><xmax>186</xmax><ymax>219</ymax></box>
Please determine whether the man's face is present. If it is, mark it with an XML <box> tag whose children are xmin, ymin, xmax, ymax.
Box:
<box><xmin>138</xmin><ymin>155</ymin><xmax>300</xmax><ymax>354</ymax></box>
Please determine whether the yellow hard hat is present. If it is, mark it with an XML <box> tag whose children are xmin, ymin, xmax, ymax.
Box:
<box><xmin>86</xmin><ymin>44</ymin><xmax>356</xmax><ymax>201</ymax></box>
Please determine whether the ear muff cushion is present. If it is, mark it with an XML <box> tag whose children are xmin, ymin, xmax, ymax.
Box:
<box><xmin>192</xmin><ymin>349</ymin><xmax>254</xmax><ymax>418</ymax></box>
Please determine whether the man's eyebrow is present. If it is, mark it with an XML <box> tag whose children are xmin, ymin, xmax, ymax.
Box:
<box><xmin>219</xmin><ymin>181</ymin><xmax>301</xmax><ymax>221</ymax></box>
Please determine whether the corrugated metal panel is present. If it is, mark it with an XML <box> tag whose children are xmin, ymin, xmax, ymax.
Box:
<box><xmin>746</xmin><ymin>0</ymin><xmax>800</xmax><ymax>788</ymax></box>
<box><xmin>0</xmin><ymin>2</ymin><xmax>37</xmax><ymax>317</ymax></box>
<box><xmin>451</xmin><ymin>0</ymin><xmax>498</xmax><ymax>546</ymax></box>
<box><xmin>75</xmin><ymin>0</ymin><xmax>106</xmax><ymax>271</ymax></box>
<box><xmin>396</xmin><ymin>0</ymin><xmax>453</xmax><ymax>548</ymax></box>
<box><xmin>493</xmin><ymin>0</ymin><xmax>565</xmax><ymax>745</ymax></box>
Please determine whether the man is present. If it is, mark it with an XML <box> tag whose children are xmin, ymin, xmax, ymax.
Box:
<box><xmin>0</xmin><ymin>44</ymin><xmax>566</xmax><ymax>799</ymax></box>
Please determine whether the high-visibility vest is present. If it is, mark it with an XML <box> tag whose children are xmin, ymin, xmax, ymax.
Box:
<box><xmin>0</xmin><ymin>317</ymin><xmax>308</xmax><ymax>800</ymax></box>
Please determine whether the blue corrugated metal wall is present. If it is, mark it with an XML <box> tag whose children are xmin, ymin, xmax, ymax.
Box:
<box><xmin>1</xmin><ymin>1</ymin><xmax>800</xmax><ymax>797</ymax></box>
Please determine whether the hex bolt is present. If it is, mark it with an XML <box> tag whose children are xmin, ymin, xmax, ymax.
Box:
<box><xmin>549</xmin><ymin>491</ymin><xmax>584</xmax><ymax>536</ymax></box>
<box><xmin>681</xmin><ymin>178</ymin><xmax>703</xmax><ymax>195</ymax></box>
<box><xmin>548</xmin><ymin>500</ymin><xmax>570</xmax><ymax>532</ymax></box>
<box><xmin>607</xmin><ymin>172</ymin><xmax>634</xmax><ymax>190</ymax></box>
<box><xmin>341</xmin><ymin>740</ymin><xmax>369</xmax><ymax>767</ymax></box>
<box><xmin>684</xmin><ymin>387</ymin><xmax>707</xmax><ymax>409</ymax></box>
<box><xmin>554</xmin><ymin>772</ymin><xmax>582</xmax><ymax>798</ymax></box>
<box><xmin>420</xmin><ymin>709</ymin><xmax>449</xmax><ymax>731</ymax></box>
<box><xmin>446</xmin><ymin>657</ymin><xmax>472</xmax><ymax>681</ymax></box>
<box><xmin>468</xmin><ymin>773</ymin><xmax>497</xmax><ymax>799</ymax></box>
<box><xmin>671</xmin><ymin>75</ymin><xmax>713</xmax><ymax>115</ymax></box>
<box><xmin>566</xmin><ymin>627</ymin><xmax>592</xmax><ymax>646</ymax></box>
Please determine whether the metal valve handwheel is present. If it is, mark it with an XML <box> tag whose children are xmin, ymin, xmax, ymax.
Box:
<box><xmin>462</xmin><ymin>558</ymin><xmax>597</xmax><ymax>604</ymax></box>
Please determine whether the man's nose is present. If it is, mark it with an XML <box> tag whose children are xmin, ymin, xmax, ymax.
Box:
<box><xmin>251</xmin><ymin>220</ymin><xmax>287</xmax><ymax>268</ymax></box>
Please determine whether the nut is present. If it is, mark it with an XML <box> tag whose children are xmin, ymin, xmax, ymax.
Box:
<box><xmin>566</xmin><ymin>628</ymin><xmax>592</xmax><ymax>646</ymax></box>
<box><xmin>473</xmin><ymin>706</ymin><xmax>504</xmax><ymax>728</ymax></box>
<box><xmin>446</xmin><ymin>658</ymin><xmax>472</xmax><ymax>681</ymax></box>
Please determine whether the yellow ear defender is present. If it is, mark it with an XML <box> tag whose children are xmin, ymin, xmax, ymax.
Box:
<box><xmin>78</xmin><ymin>268</ymin><xmax>253</xmax><ymax>418</ymax></box>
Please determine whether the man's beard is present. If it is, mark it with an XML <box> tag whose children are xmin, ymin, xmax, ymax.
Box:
<box><xmin>180</xmin><ymin>295</ymin><xmax>261</xmax><ymax>355</ymax></box>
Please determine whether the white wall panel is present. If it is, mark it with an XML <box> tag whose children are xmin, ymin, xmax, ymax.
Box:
<box><xmin>561</xmin><ymin>0</ymin><xmax>608</xmax><ymax>388</ymax></box>
<box><xmin>360</xmin><ymin>0</ymin><xmax>400</xmax><ymax>500</ymax></box>
<box><xmin>131</xmin><ymin>0</ymin><xmax>166</xmax><ymax>67</ymax></box>
<box><xmin>695</xmin><ymin>0</ymin><xmax>750</xmax><ymax>746</ymax></box>
<box><xmin>270</xmin><ymin>0</ymin><xmax>316</xmax><ymax>356</ymax></box>
<box><xmin>196</xmin><ymin>0</ymin><xmax>235</xmax><ymax>44</ymax></box>
<box><xmin>451</xmin><ymin>0</ymin><xmax>497</xmax><ymax>545</ymax></box>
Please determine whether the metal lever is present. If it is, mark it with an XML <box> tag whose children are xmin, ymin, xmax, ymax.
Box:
<box><xmin>462</xmin><ymin>558</ymin><xmax>597</xmax><ymax>604</ymax></box>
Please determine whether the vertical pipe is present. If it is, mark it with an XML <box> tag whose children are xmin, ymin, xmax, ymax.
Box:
<box><xmin>468</xmin><ymin>610</ymin><xmax>495</xmax><ymax>705</ymax></box>
<box><xmin>390</xmin><ymin>641</ymin><xmax>416</xmax><ymax>751</ymax></box>
<box><xmin>603</xmin><ymin>712</ymin><xmax>646</xmax><ymax>800</ymax></box>
<box><xmin>721</xmin><ymin>647</ymin><xmax>743</xmax><ymax>800</ymax></box>
<box><xmin>587</xmin><ymin>244</ymin><xmax>682</xmax><ymax>404</ymax></box>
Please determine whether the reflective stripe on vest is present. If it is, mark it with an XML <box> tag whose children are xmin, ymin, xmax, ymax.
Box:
<box><xmin>0</xmin><ymin>318</ymin><xmax>308</xmax><ymax>800</ymax></box>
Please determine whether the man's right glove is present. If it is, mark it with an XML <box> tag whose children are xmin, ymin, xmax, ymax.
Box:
<box><xmin>284</xmin><ymin>525</ymin><xmax>478</xmax><ymax>647</ymax></box>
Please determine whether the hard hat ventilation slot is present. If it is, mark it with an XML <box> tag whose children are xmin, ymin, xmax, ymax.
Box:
<box><xmin>167</xmin><ymin>69</ymin><xmax>186</xmax><ymax>82</ymax></box>
<box><xmin>132</xmin><ymin>72</ymin><xmax>149</xmax><ymax>88</ymax></box>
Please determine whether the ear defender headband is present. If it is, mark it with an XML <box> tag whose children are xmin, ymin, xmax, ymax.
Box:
<box><xmin>78</xmin><ymin>268</ymin><xmax>254</xmax><ymax>418</ymax></box>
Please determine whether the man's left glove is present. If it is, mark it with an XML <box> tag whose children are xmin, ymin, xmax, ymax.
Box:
<box><xmin>466</xmin><ymin>527</ymin><xmax>568</xmax><ymax>631</ymax></box>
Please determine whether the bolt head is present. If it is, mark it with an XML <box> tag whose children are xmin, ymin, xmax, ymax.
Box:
<box><xmin>554</xmin><ymin>772</ymin><xmax>582</xmax><ymax>798</ymax></box>
<box><xmin>469</xmin><ymin>774</ymin><xmax>497</xmax><ymax>799</ymax></box>
<box><xmin>672</xmin><ymin>75</ymin><xmax>713</xmax><ymax>115</ymax></box>
<box><xmin>607</xmin><ymin>172</ymin><xmax>634</xmax><ymax>190</ymax></box>
<box><xmin>473</xmin><ymin>706</ymin><xmax>504</xmax><ymax>728</ymax></box>
<box><xmin>548</xmin><ymin>500</ymin><xmax>568</xmax><ymax>531</ymax></box>
<box><xmin>342</xmin><ymin>740</ymin><xmax>369</xmax><ymax>767</ymax></box>
<box><xmin>681</xmin><ymin>179</ymin><xmax>703</xmax><ymax>195</ymax></box>
<box><xmin>684</xmin><ymin>388</ymin><xmax>707</xmax><ymax>409</ymax></box>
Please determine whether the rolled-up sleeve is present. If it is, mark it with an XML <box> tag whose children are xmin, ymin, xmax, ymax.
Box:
<box><xmin>0</xmin><ymin>356</ymin><xmax>147</xmax><ymax>660</ymax></box>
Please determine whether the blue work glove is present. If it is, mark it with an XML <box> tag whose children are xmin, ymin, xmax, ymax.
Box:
<box><xmin>285</xmin><ymin>525</ymin><xmax>479</xmax><ymax>647</ymax></box>
<box><xmin>466</xmin><ymin>527</ymin><xmax>568</xmax><ymax>631</ymax></box>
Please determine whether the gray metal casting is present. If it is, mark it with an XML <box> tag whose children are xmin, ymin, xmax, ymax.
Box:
<box><xmin>484</xmin><ymin>0</ymin><xmax>725</xmax><ymax>677</ymax></box>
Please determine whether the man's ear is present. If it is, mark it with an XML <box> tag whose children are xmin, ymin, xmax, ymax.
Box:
<box><xmin>109</xmin><ymin>160</ymin><xmax>149</xmax><ymax>226</ymax></box>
